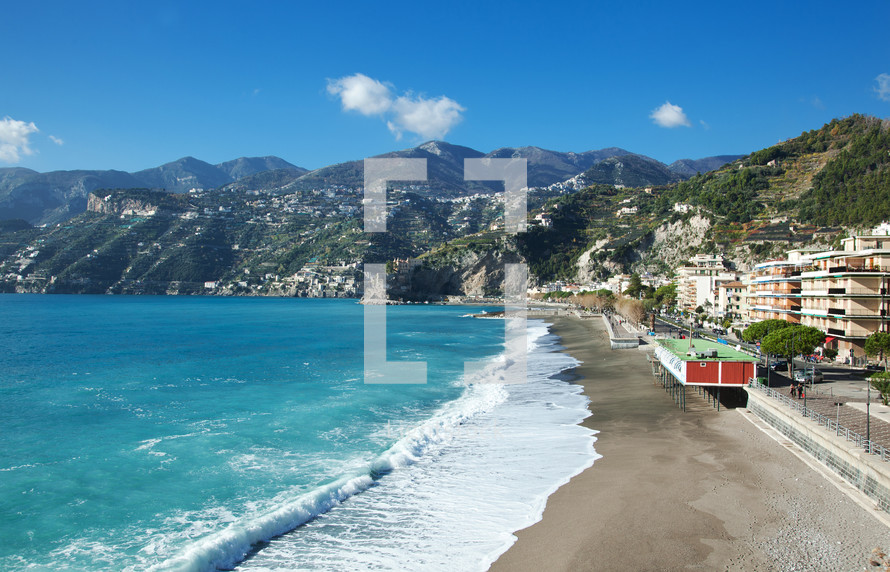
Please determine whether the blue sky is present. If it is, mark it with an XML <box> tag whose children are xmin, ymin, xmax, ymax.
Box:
<box><xmin>2</xmin><ymin>1</ymin><xmax>889</xmax><ymax>173</ymax></box>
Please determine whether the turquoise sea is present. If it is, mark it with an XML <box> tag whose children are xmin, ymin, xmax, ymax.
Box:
<box><xmin>0</xmin><ymin>295</ymin><xmax>598</xmax><ymax>571</ymax></box>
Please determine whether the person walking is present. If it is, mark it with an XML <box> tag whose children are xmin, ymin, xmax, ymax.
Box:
<box><xmin>790</xmin><ymin>382</ymin><xmax>797</xmax><ymax>397</ymax></box>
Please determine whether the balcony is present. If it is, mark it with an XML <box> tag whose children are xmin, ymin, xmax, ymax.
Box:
<box><xmin>801</xmin><ymin>309</ymin><xmax>829</xmax><ymax>317</ymax></box>
<box><xmin>827</xmin><ymin>265</ymin><xmax>885</xmax><ymax>274</ymax></box>
<box><xmin>755</xmin><ymin>290</ymin><xmax>799</xmax><ymax>297</ymax></box>
<box><xmin>843</xmin><ymin>308</ymin><xmax>888</xmax><ymax>318</ymax></box>
<box><xmin>849</xmin><ymin>288</ymin><xmax>881</xmax><ymax>296</ymax></box>
<box><xmin>800</xmin><ymin>289</ymin><xmax>828</xmax><ymax>297</ymax></box>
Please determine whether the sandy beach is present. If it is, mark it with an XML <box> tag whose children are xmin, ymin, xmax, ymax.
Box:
<box><xmin>490</xmin><ymin>316</ymin><xmax>890</xmax><ymax>572</ymax></box>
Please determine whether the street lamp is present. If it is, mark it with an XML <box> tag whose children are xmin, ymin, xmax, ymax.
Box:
<box><xmin>867</xmin><ymin>375</ymin><xmax>871</xmax><ymax>452</ymax></box>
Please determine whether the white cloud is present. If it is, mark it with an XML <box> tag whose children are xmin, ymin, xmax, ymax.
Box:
<box><xmin>650</xmin><ymin>101</ymin><xmax>691</xmax><ymax>128</ymax></box>
<box><xmin>327</xmin><ymin>73</ymin><xmax>465</xmax><ymax>140</ymax></box>
<box><xmin>699</xmin><ymin>119</ymin><xmax>710</xmax><ymax>130</ymax></box>
<box><xmin>875</xmin><ymin>73</ymin><xmax>890</xmax><ymax>102</ymax></box>
<box><xmin>0</xmin><ymin>117</ymin><xmax>39</xmax><ymax>163</ymax></box>
<box><xmin>49</xmin><ymin>135</ymin><xmax>64</xmax><ymax>146</ymax></box>
<box><xmin>388</xmin><ymin>95</ymin><xmax>465</xmax><ymax>140</ymax></box>
<box><xmin>327</xmin><ymin>73</ymin><xmax>393</xmax><ymax>116</ymax></box>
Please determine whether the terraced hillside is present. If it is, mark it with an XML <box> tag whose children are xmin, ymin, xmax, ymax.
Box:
<box><xmin>417</xmin><ymin>115</ymin><xmax>890</xmax><ymax>290</ymax></box>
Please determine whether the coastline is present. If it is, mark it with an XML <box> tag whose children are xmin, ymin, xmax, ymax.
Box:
<box><xmin>490</xmin><ymin>315</ymin><xmax>889</xmax><ymax>572</ymax></box>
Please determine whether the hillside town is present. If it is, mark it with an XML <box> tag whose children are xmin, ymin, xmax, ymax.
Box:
<box><xmin>531</xmin><ymin>222</ymin><xmax>890</xmax><ymax>365</ymax></box>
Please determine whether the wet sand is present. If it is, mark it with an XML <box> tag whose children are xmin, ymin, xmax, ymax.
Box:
<box><xmin>490</xmin><ymin>316</ymin><xmax>889</xmax><ymax>572</ymax></box>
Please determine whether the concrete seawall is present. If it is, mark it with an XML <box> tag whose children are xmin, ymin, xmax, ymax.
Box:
<box><xmin>746</xmin><ymin>387</ymin><xmax>890</xmax><ymax>513</ymax></box>
<box><xmin>601</xmin><ymin>314</ymin><xmax>639</xmax><ymax>350</ymax></box>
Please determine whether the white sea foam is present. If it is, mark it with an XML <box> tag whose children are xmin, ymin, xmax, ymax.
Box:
<box><xmin>148</xmin><ymin>352</ymin><xmax>513</xmax><ymax>572</ymax></box>
<box><xmin>93</xmin><ymin>320</ymin><xmax>598</xmax><ymax>572</ymax></box>
<box><xmin>226</xmin><ymin>320</ymin><xmax>599</xmax><ymax>572</ymax></box>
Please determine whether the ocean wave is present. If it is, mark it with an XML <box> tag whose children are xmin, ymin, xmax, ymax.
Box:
<box><xmin>153</xmin><ymin>361</ymin><xmax>513</xmax><ymax>572</ymax></box>
<box><xmin>235</xmin><ymin>319</ymin><xmax>599</xmax><ymax>572</ymax></box>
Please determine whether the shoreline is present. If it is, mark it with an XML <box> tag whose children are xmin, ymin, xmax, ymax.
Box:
<box><xmin>490</xmin><ymin>315</ymin><xmax>889</xmax><ymax>572</ymax></box>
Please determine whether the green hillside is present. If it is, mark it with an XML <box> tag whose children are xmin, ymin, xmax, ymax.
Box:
<box><xmin>0</xmin><ymin>186</ymin><xmax>502</xmax><ymax>294</ymax></box>
<box><xmin>443</xmin><ymin>114</ymin><xmax>890</xmax><ymax>284</ymax></box>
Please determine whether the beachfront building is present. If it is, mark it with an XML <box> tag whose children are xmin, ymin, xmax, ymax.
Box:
<box><xmin>652</xmin><ymin>338</ymin><xmax>759</xmax><ymax>411</ymax></box>
<box><xmin>748</xmin><ymin>249</ymin><xmax>820</xmax><ymax>323</ymax></box>
<box><xmin>747</xmin><ymin>226</ymin><xmax>890</xmax><ymax>361</ymax></box>
<box><xmin>799</xmin><ymin>233</ymin><xmax>890</xmax><ymax>361</ymax></box>
<box><xmin>676</xmin><ymin>254</ymin><xmax>738</xmax><ymax>311</ymax></box>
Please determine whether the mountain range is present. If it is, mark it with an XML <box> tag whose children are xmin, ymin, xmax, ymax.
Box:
<box><xmin>4</xmin><ymin>114</ymin><xmax>885</xmax><ymax>298</ymax></box>
<box><xmin>0</xmin><ymin>144</ymin><xmax>741</xmax><ymax>225</ymax></box>
<box><xmin>0</xmin><ymin>156</ymin><xmax>305</xmax><ymax>225</ymax></box>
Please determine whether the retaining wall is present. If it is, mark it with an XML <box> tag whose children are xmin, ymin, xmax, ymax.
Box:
<box><xmin>746</xmin><ymin>388</ymin><xmax>890</xmax><ymax>513</ymax></box>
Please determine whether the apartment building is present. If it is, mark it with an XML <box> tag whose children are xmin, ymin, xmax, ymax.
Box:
<box><xmin>801</xmin><ymin>234</ymin><xmax>890</xmax><ymax>360</ymax></box>
<box><xmin>749</xmin><ymin>249</ymin><xmax>820</xmax><ymax>324</ymax></box>
<box><xmin>749</xmin><ymin>228</ymin><xmax>890</xmax><ymax>360</ymax></box>
<box><xmin>676</xmin><ymin>254</ymin><xmax>738</xmax><ymax>311</ymax></box>
<box><xmin>716</xmin><ymin>280</ymin><xmax>746</xmax><ymax>320</ymax></box>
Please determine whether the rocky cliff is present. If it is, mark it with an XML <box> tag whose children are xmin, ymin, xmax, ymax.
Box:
<box><xmin>408</xmin><ymin>239</ymin><xmax>524</xmax><ymax>299</ymax></box>
<box><xmin>86</xmin><ymin>190</ymin><xmax>185</xmax><ymax>217</ymax></box>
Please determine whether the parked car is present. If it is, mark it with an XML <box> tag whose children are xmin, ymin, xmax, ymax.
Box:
<box><xmin>865</xmin><ymin>364</ymin><xmax>886</xmax><ymax>372</ymax></box>
<box><xmin>769</xmin><ymin>360</ymin><xmax>789</xmax><ymax>371</ymax></box>
<box><xmin>793</xmin><ymin>369</ymin><xmax>824</xmax><ymax>383</ymax></box>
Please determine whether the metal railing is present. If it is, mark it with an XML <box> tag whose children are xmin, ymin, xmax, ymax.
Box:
<box><xmin>749</xmin><ymin>382</ymin><xmax>890</xmax><ymax>462</ymax></box>
<box><xmin>826</xmin><ymin>266</ymin><xmax>885</xmax><ymax>273</ymax></box>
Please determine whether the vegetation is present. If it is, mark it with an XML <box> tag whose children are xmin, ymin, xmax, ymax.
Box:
<box><xmin>760</xmin><ymin>325</ymin><xmax>827</xmax><ymax>362</ymax></box>
<box><xmin>517</xmin><ymin>114</ymin><xmax>890</xmax><ymax>284</ymax></box>
<box><xmin>869</xmin><ymin>372</ymin><xmax>890</xmax><ymax>406</ymax></box>
<box><xmin>742</xmin><ymin>319</ymin><xmax>792</xmax><ymax>343</ymax></box>
<box><xmin>614</xmin><ymin>296</ymin><xmax>646</xmax><ymax>325</ymax></box>
<box><xmin>654</xmin><ymin>167</ymin><xmax>774</xmax><ymax>223</ymax></box>
<box><xmin>651</xmin><ymin>284</ymin><xmax>677</xmax><ymax>308</ymax></box>
<box><xmin>865</xmin><ymin>331</ymin><xmax>890</xmax><ymax>369</ymax></box>
<box><xmin>532</xmin><ymin>290</ymin><xmax>614</xmax><ymax>311</ymax></box>
<box><xmin>797</xmin><ymin>116</ymin><xmax>890</xmax><ymax>226</ymax></box>
<box><xmin>0</xmin><ymin>219</ymin><xmax>32</xmax><ymax>232</ymax></box>
<box><xmin>517</xmin><ymin>185</ymin><xmax>621</xmax><ymax>281</ymax></box>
